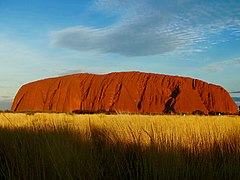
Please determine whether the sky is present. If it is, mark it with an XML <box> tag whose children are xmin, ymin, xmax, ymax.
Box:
<box><xmin>0</xmin><ymin>0</ymin><xmax>240</xmax><ymax>110</ymax></box>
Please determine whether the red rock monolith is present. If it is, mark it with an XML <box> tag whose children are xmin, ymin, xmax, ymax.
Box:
<box><xmin>11</xmin><ymin>72</ymin><xmax>238</xmax><ymax>114</ymax></box>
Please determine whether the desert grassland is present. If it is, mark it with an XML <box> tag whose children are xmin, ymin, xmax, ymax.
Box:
<box><xmin>0</xmin><ymin>113</ymin><xmax>240</xmax><ymax>179</ymax></box>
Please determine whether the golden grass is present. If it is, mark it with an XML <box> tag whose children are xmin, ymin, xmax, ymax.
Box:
<box><xmin>0</xmin><ymin>113</ymin><xmax>240</xmax><ymax>179</ymax></box>
<box><xmin>1</xmin><ymin>113</ymin><xmax>240</xmax><ymax>150</ymax></box>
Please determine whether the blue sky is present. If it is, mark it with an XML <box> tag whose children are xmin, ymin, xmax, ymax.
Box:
<box><xmin>0</xmin><ymin>0</ymin><xmax>240</xmax><ymax>109</ymax></box>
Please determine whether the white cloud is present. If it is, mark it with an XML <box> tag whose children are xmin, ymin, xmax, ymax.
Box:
<box><xmin>50</xmin><ymin>0</ymin><xmax>240</xmax><ymax>56</ymax></box>
<box><xmin>0</xmin><ymin>96</ymin><xmax>13</xmax><ymax>102</ymax></box>
<box><xmin>57</xmin><ymin>67</ymin><xmax>107</xmax><ymax>76</ymax></box>
<box><xmin>204</xmin><ymin>57</ymin><xmax>240</xmax><ymax>72</ymax></box>
<box><xmin>42</xmin><ymin>65</ymin><xmax>108</xmax><ymax>77</ymax></box>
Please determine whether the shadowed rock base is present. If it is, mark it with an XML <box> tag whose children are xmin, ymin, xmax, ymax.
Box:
<box><xmin>11</xmin><ymin>72</ymin><xmax>238</xmax><ymax>114</ymax></box>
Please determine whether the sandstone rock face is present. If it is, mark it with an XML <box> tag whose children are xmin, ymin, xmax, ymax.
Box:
<box><xmin>11</xmin><ymin>72</ymin><xmax>238</xmax><ymax>114</ymax></box>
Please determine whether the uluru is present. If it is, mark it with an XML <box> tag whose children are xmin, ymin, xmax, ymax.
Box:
<box><xmin>11</xmin><ymin>72</ymin><xmax>238</xmax><ymax>115</ymax></box>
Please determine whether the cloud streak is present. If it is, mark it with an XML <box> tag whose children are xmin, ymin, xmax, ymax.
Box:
<box><xmin>1</xmin><ymin>96</ymin><xmax>12</xmax><ymax>99</ymax></box>
<box><xmin>230</xmin><ymin>91</ymin><xmax>240</xmax><ymax>94</ymax></box>
<box><xmin>204</xmin><ymin>57</ymin><xmax>240</xmax><ymax>72</ymax></box>
<box><xmin>50</xmin><ymin>0</ymin><xmax>240</xmax><ymax>56</ymax></box>
<box><xmin>44</xmin><ymin>67</ymin><xmax>107</xmax><ymax>76</ymax></box>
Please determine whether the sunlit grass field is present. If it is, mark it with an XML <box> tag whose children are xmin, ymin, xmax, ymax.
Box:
<box><xmin>0</xmin><ymin>113</ymin><xmax>240</xmax><ymax>179</ymax></box>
